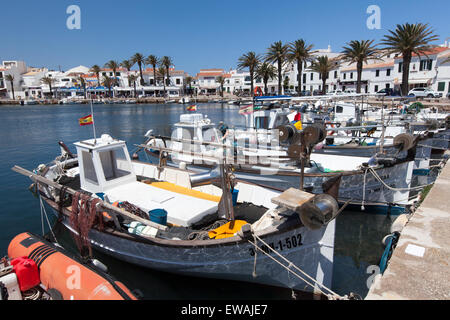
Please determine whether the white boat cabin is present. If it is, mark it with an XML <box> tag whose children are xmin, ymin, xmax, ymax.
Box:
<box><xmin>244</xmin><ymin>108</ymin><xmax>291</xmax><ymax>130</ymax></box>
<box><xmin>74</xmin><ymin>134</ymin><xmax>220</xmax><ymax>227</ymax></box>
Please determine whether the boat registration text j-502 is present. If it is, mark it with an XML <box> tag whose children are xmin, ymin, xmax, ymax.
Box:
<box><xmin>248</xmin><ymin>233</ymin><xmax>303</xmax><ymax>256</ymax></box>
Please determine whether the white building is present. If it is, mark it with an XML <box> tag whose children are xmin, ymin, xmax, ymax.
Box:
<box><xmin>0</xmin><ymin>60</ymin><xmax>27</xmax><ymax>99</ymax></box>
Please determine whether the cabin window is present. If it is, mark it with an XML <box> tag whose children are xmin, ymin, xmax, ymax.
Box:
<box><xmin>81</xmin><ymin>151</ymin><xmax>98</xmax><ymax>184</ymax></box>
<box><xmin>336</xmin><ymin>106</ymin><xmax>343</xmax><ymax>113</ymax></box>
<box><xmin>255</xmin><ymin>116</ymin><xmax>269</xmax><ymax>129</ymax></box>
<box><xmin>98</xmin><ymin>148</ymin><xmax>132</xmax><ymax>181</ymax></box>
<box><xmin>273</xmin><ymin>115</ymin><xmax>289</xmax><ymax>128</ymax></box>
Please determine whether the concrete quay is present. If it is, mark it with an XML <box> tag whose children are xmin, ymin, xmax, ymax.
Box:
<box><xmin>366</xmin><ymin>159</ymin><xmax>450</xmax><ymax>300</ymax></box>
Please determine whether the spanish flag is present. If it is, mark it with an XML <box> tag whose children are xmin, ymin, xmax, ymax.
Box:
<box><xmin>186</xmin><ymin>104</ymin><xmax>197</xmax><ymax>111</ymax></box>
<box><xmin>79</xmin><ymin>114</ymin><xmax>93</xmax><ymax>126</ymax></box>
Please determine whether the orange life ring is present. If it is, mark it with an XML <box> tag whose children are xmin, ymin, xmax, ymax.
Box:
<box><xmin>8</xmin><ymin>232</ymin><xmax>137</xmax><ymax>300</ymax></box>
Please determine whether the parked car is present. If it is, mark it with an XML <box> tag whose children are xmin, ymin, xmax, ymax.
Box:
<box><xmin>328</xmin><ymin>90</ymin><xmax>343</xmax><ymax>96</ymax></box>
<box><xmin>300</xmin><ymin>90</ymin><xmax>311</xmax><ymax>96</ymax></box>
<box><xmin>343</xmin><ymin>88</ymin><xmax>357</xmax><ymax>95</ymax></box>
<box><xmin>408</xmin><ymin>87</ymin><xmax>442</xmax><ymax>98</ymax></box>
<box><xmin>284</xmin><ymin>89</ymin><xmax>297</xmax><ymax>96</ymax></box>
<box><xmin>312</xmin><ymin>89</ymin><xmax>323</xmax><ymax>96</ymax></box>
<box><xmin>376</xmin><ymin>88</ymin><xmax>401</xmax><ymax>96</ymax></box>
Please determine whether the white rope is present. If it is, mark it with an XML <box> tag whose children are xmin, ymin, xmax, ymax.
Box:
<box><xmin>361</xmin><ymin>168</ymin><xmax>368</xmax><ymax>211</ymax></box>
<box><xmin>368</xmin><ymin>167</ymin><xmax>433</xmax><ymax>192</ymax></box>
<box><xmin>249</xmin><ymin>233</ymin><xmax>343</xmax><ymax>299</ymax></box>
<box><xmin>38</xmin><ymin>194</ymin><xmax>59</xmax><ymax>244</ymax></box>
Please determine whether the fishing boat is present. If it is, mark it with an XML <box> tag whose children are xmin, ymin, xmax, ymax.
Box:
<box><xmin>12</xmin><ymin>134</ymin><xmax>345</xmax><ymax>295</ymax></box>
<box><xmin>1</xmin><ymin>232</ymin><xmax>138</xmax><ymax>300</ymax></box>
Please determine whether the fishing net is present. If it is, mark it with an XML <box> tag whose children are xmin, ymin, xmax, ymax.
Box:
<box><xmin>70</xmin><ymin>192</ymin><xmax>101</xmax><ymax>257</ymax></box>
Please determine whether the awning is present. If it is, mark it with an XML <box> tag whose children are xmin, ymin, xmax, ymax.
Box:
<box><xmin>407</xmin><ymin>78</ymin><xmax>432</xmax><ymax>85</ymax></box>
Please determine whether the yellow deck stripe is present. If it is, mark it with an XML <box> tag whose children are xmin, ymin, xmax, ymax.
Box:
<box><xmin>143</xmin><ymin>181</ymin><xmax>221</xmax><ymax>203</ymax></box>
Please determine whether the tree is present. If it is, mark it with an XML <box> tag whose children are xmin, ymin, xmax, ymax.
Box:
<box><xmin>185</xmin><ymin>76</ymin><xmax>193</xmax><ymax>96</ymax></box>
<box><xmin>131</xmin><ymin>53</ymin><xmax>146</xmax><ymax>86</ymax></box>
<box><xmin>265</xmin><ymin>41</ymin><xmax>288</xmax><ymax>95</ymax></box>
<box><xmin>341</xmin><ymin>40</ymin><xmax>380</xmax><ymax>93</ymax></box>
<box><xmin>216</xmin><ymin>76</ymin><xmax>225</xmax><ymax>97</ymax></box>
<box><xmin>104</xmin><ymin>60</ymin><xmax>120</xmax><ymax>86</ymax></box>
<box><xmin>160</xmin><ymin>56</ymin><xmax>173</xmax><ymax>97</ymax></box>
<box><xmin>380</xmin><ymin>23</ymin><xmax>439</xmax><ymax>95</ymax></box>
<box><xmin>287</xmin><ymin>39</ymin><xmax>314</xmax><ymax>95</ymax></box>
<box><xmin>4</xmin><ymin>74</ymin><xmax>15</xmax><ymax>100</ymax></box>
<box><xmin>90</xmin><ymin>65</ymin><xmax>101</xmax><ymax>86</ymax></box>
<box><xmin>309</xmin><ymin>56</ymin><xmax>340</xmax><ymax>95</ymax></box>
<box><xmin>237</xmin><ymin>51</ymin><xmax>261</xmax><ymax>97</ymax></box>
<box><xmin>102</xmin><ymin>75</ymin><xmax>114</xmax><ymax>97</ymax></box>
<box><xmin>120</xmin><ymin>60</ymin><xmax>133</xmax><ymax>86</ymax></box>
<box><xmin>146</xmin><ymin>55</ymin><xmax>159</xmax><ymax>86</ymax></box>
<box><xmin>256</xmin><ymin>62</ymin><xmax>277</xmax><ymax>95</ymax></box>
<box><xmin>157</xmin><ymin>67</ymin><xmax>166</xmax><ymax>97</ymax></box>
<box><xmin>128</xmin><ymin>74</ymin><xmax>138</xmax><ymax>97</ymax></box>
<box><xmin>41</xmin><ymin>76</ymin><xmax>56</xmax><ymax>97</ymax></box>
<box><xmin>77</xmin><ymin>76</ymin><xmax>87</xmax><ymax>99</ymax></box>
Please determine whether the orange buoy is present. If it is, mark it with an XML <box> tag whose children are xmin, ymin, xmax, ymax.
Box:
<box><xmin>7</xmin><ymin>232</ymin><xmax>137</xmax><ymax>300</ymax></box>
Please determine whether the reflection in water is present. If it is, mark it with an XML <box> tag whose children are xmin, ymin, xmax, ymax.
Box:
<box><xmin>0</xmin><ymin>103</ymin><xmax>393</xmax><ymax>299</ymax></box>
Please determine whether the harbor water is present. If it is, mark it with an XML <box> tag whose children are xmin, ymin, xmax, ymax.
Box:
<box><xmin>0</xmin><ymin>103</ymin><xmax>394</xmax><ymax>299</ymax></box>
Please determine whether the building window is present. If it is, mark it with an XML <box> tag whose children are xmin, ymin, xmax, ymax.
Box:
<box><xmin>374</xmin><ymin>85</ymin><xmax>379</xmax><ymax>92</ymax></box>
<box><xmin>176</xmin><ymin>78</ymin><xmax>181</xmax><ymax>85</ymax></box>
<box><xmin>334</xmin><ymin>71</ymin><xmax>338</xmax><ymax>79</ymax></box>
<box><xmin>150</xmin><ymin>79</ymin><xmax>154</xmax><ymax>85</ymax></box>
<box><xmin>438</xmin><ymin>82</ymin><xmax>445</xmax><ymax>92</ymax></box>
<box><xmin>386</xmin><ymin>69</ymin><xmax>391</xmax><ymax>76</ymax></box>
<box><xmin>386</xmin><ymin>83</ymin><xmax>390</xmax><ymax>89</ymax></box>
<box><xmin>350</xmin><ymin>72</ymin><xmax>353</xmax><ymax>79</ymax></box>
<box><xmin>319</xmin><ymin>73</ymin><xmax>322</xmax><ymax>80</ymax></box>
<box><xmin>310</xmin><ymin>73</ymin><xmax>313</xmax><ymax>81</ymax></box>
<box><xmin>303</xmin><ymin>74</ymin><xmax>306</xmax><ymax>83</ymax></box>
<box><xmin>343</xmin><ymin>73</ymin><xmax>346</xmax><ymax>80</ymax></box>
<box><xmin>419</xmin><ymin>59</ymin><xmax>433</xmax><ymax>71</ymax></box>
<box><xmin>398</xmin><ymin>62</ymin><xmax>403</xmax><ymax>73</ymax></box>
<box><xmin>375</xmin><ymin>70</ymin><xmax>380</xmax><ymax>77</ymax></box>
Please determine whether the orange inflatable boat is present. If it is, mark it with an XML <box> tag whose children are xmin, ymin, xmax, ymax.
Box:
<box><xmin>5</xmin><ymin>232</ymin><xmax>138</xmax><ymax>300</ymax></box>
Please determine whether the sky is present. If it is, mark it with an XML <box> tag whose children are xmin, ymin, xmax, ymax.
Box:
<box><xmin>1</xmin><ymin>0</ymin><xmax>449</xmax><ymax>76</ymax></box>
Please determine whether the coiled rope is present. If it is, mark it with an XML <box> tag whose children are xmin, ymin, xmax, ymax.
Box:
<box><xmin>247</xmin><ymin>233</ymin><xmax>345</xmax><ymax>300</ymax></box>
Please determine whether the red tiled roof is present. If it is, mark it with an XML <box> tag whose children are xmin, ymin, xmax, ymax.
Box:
<box><xmin>341</xmin><ymin>60</ymin><xmax>394</xmax><ymax>71</ymax></box>
<box><xmin>395</xmin><ymin>47</ymin><xmax>450</xmax><ymax>59</ymax></box>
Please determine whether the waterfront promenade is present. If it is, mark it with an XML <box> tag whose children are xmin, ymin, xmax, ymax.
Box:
<box><xmin>366</xmin><ymin>157</ymin><xmax>450</xmax><ymax>299</ymax></box>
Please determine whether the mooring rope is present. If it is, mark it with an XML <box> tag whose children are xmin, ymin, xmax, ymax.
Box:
<box><xmin>247</xmin><ymin>233</ymin><xmax>344</xmax><ymax>300</ymax></box>
<box><xmin>368</xmin><ymin>167</ymin><xmax>433</xmax><ymax>192</ymax></box>
<box><xmin>38</xmin><ymin>193</ymin><xmax>59</xmax><ymax>244</ymax></box>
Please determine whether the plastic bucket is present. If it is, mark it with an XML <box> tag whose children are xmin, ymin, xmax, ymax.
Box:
<box><xmin>231</xmin><ymin>189</ymin><xmax>239</xmax><ymax>206</ymax></box>
<box><xmin>148</xmin><ymin>209</ymin><xmax>168</xmax><ymax>225</ymax></box>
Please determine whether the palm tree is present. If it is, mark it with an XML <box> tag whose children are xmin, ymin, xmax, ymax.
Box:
<box><xmin>102</xmin><ymin>75</ymin><xmax>114</xmax><ymax>97</ymax></box>
<box><xmin>340</xmin><ymin>40</ymin><xmax>380</xmax><ymax>93</ymax></box>
<box><xmin>216</xmin><ymin>76</ymin><xmax>225</xmax><ymax>97</ymax></box>
<box><xmin>380</xmin><ymin>23</ymin><xmax>439</xmax><ymax>95</ymax></box>
<box><xmin>185</xmin><ymin>76</ymin><xmax>193</xmax><ymax>96</ymax></box>
<box><xmin>256</xmin><ymin>63</ymin><xmax>277</xmax><ymax>95</ymax></box>
<box><xmin>128</xmin><ymin>74</ymin><xmax>138</xmax><ymax>97</ymax></box>
<box><xmin>146</xmin><ymin>55</ymin><xmax>159</xmax><ymax>86</ymax></box>
<box><xmin>131</xmin><ymin>53</ymin><xmax>146</xmax><ymax>86</ymax></box>
<box><xmin>160</xmin><ymin>56</ymin><xmax>173</xmax><ymax>97</ymax></box>
<box><xmin>90</xmin><ymin>65</ymin><xmax>101</xmax><ymax>86</ymax></box>
<box><xmin>41</xmin><ymin>76</ymin><xmax>56</xmax><ymax>97</ymax></box>
<box><xmin>104</xmin><ymin>60</ymin><xmax>120</xmax><ymax>86</ymax></box>
<box><xmin>287</xmin><ymin>39</ymin><xmax>314</xmax><ymax>94</ymax></box>
<box><xmin>77</xmin><ymin>76</ymin><xmax>87</xmax><ymax>99</ymax></box>
<box><xmin>265</xmin><ymin>41</ymin><xmax>288</xmax><ymax>95</ymax></box>
<box><xmin>4</xmin><ymin>74</ymin><xmax>15</xmax><ymax>100</ymax></box>
<box><xmin>309</xmin><ymin>56</ymin><xmax>340</xmax><ymax>95</ymax></box>
<box><xmin>157</xmin><ymin>67</ymin><xmax>166</xmax><ymax>97</ymax></box>
<box><xmin>120</xmin><ymin>60</ymin><xmax>133</xmax><ymax>86</ymax></box>
<box><xmin>237</xmin><ymin>51</ymin><xmax>261</xmax><ymax>97</ymax></box>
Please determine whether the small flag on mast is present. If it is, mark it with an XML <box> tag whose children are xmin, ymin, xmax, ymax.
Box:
<box><xmin>79</xmin><ymin>114</ymin><xmax>93</xmax><ymax>126</ymax></box>
<box><xmin>186</xmin><ymin>104</ymin><xmax>197</xmax><ymax>111</ymax></box>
